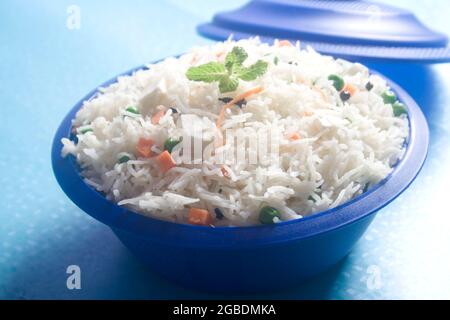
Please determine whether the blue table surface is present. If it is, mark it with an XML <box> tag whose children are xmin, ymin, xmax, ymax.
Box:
<box><xmin>1</xmin><ymin>0</ymin><xmax>449</xmax><ymax>300</ymax></box>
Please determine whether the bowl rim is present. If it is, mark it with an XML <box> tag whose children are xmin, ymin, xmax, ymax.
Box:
<box><xmin>51</xmin><ymin>61</ymin><xmax>429</xmax><ymax>248</ymax></box>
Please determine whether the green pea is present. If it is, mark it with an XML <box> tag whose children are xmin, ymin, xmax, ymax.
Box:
<box><xmin>259</xmin><ymin>206</ymin><xmax>281</xmax><ymax>225</ymax></box>
<box><xmin>328</xmin><ymin>75</ymin><xmax>345</xmax><ymax>92</ymax></box>
<box><xmin>164</xmin><ymin>137</ymin><xmax>182</xmax><ymax>153</ymax></box>
<box><xmin>79</xmin><ymin>128</ymin><xmax>93</xmax><ymax>134</ymax></box>
<box><xmin>274</xmin><ymin>56</ymin><xmax>279</xmax><ymax>65</ymax></box>
<box><xmin>126</xmin><ymin>106</ymin><xmax>140</xmax><ymax>114</ymax></box>
<box><xmin>382</xmin><ymin>91</ymin><xmax>397</xmax><ymax>104</ymax></box>
<box><xmin>118</xmin><ymin>155</ymin><xmax>130</xmax><ymax>164</ymax></box>
<box><xmin>392</xmin><ymin>102</ymin><xmax>407</xmax><ymax>117</ymax></box>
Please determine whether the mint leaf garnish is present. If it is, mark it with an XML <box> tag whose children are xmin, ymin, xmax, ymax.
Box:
<box><xmin>185</xmin><ymin>62</ymin><xmax>227</xmax><ymax>82</ymax></box>
<box><xmin>219</xmin><ymin>77</ymin><xmax>239</xmax><ymax>93</ymax></box>
<box><xmin>235</xmin><ymin>60</ymin><xmax>268</xmax><ymax>81</ymax></box>
<box><xmin>225</xmin><ymin>46</ymin><xmax>248</xmax><ymax>72</ymax></box>
<box><xmin>186</xmin><ymin>47</ymin><xmax>268</xmax><ymax>93</ymax></box>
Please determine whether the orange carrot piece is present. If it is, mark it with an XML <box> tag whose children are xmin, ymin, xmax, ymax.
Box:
<box><xmin>152</xmin><ymin>110</ymin><xmax>166</xmax><ymax>125</ymax></box>
<box><xmin>312</xmin><ymin>86</ymin><xmax>326</xmax><ymax>100</ymax></box>
<box><xmin>278</xmin><ymin>40</ymin><xmax>293</xmax><ymax>47</ymax></box>
<box><xmin>190</xmin><ymin>53</ymin><xmax>198</xmax><ymax>65</ymax></box>
<box><xmin>188</xmin><ymin>208</ymin><xmax>213</xmax><ymax>226</ymax></box>
<box><xmin>216</xmin><ymin>86</ymin><xmax>264</xmax><ymax>128</ymax></box>
<box><xmin>221</xmin><ymin>166</ymin><xmax>230</xmax><ymax>178</ymax></box>
<box><xmin>344</xmin><ymin>84</ymin><xmax>357</xmax><ymax>96</ymax></box>
<box><xmin>136</xmin><ymin>138</ymin><xmax>155</xmax><ymax>158</ymax></box>
<box><xmin>216</xmin><ymin>50</ymin><xmax>226</xmax><ymax>61</ymax></box>
<box><xmin>288</xmin><ymin>132</ymin><xmax>302</xmax><ymax>141</ymax></box>
<box><xmin>237</xmin><ymin>86</ymin><xmax>265</xmax><ymax>100</ymax></box>
<box><xmin>155</xmin><ymin>150</ymin><xmax>176</xmax><ymax>173</ymax></box>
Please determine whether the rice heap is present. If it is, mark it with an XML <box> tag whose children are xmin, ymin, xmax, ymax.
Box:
<box><xmin>61</xmin><ymin>38</ymin><xmax>409</xmax><ymax>227</ymax></box>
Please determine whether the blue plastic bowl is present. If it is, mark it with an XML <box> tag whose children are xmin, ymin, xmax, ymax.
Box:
<box><xmin>52</xmin><ymin>63</ymin><xmax>428</xmax><ymax>293</ymax></box>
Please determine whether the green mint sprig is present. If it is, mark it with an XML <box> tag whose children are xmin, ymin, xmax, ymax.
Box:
<box><xmin>186</xmin><ymin>47</ymin><xmax>268</xmax><ymax>93</ymax></box>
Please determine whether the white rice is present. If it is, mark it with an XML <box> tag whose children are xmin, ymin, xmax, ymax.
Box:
<box><xmin>61</xmin><ymin>38</ymin><xmax>409</xmax><ymax>226</ymax></box>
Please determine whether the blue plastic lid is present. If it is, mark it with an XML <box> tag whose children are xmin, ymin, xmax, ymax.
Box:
<box><xmin>198</xmin><ymin>0</ymin><xmax>450</xmax><ymax>63</ymax></box>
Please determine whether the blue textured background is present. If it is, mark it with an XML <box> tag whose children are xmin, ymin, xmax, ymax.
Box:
<box><xmin>1</xmin><ymin>0</ymin><xmax>449</xmax><ymax>300</ymax></box>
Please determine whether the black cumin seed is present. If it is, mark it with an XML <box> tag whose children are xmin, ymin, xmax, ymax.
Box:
<box><xmin>219</xmin><ymin>97</ymin><xmax>247</xmax><ymax>108</ymax></box>
<box><xmin>219</xmin><ymin>97</ymin><xmax>233</xmax><ymax>104</ymax></box>
<box><xmin>340</xmin><ymin>91</ymin><xmax>351</xmax><ymax>102</ymax></box>
<box><xmin>365</xmin><ymin>82</ymin><xmax>374</xmax><ymax>91</ymax></box>
<box><xmin>235</xmin><ymin>99</ymin><xmax>247</xmax><ymax>108</ymax></box>
<box><xmin>214</xmin><ymin>208</ymin><xmax>224</xmax><ymax>220</ymax></box>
